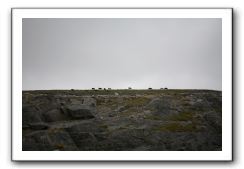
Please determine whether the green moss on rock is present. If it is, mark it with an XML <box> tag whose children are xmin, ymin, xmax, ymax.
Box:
<box><xmin>168</xmin><ymin>112</ymin><xmax>194</xmax><ymax>121</ymax></box>
<box><xmin>153</xmin><ymin>122</ymin><xmax>197</xmax><ymax>132</ymax></box>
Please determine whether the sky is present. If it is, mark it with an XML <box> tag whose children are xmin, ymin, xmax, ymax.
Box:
<box><xmin>22</xmin><ymin>18</ymin><xmax>222</xmax><ymax>90</ymax></box>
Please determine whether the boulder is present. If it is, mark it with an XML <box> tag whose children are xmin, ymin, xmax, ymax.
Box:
<box><xmin>83</xmin><ymin>97</ymin><xmax>96</xmax><ymax>107</ymax></box>
<box><xmin>22</xmin><ymin>104</ymin><xmax>43</xmax><ymax>126</ymax></box>
<box><xmin>70</xmin><ymin>132</ymin><xmax>97</xmax><ymax>150</ymax></box>
<box><xmin>66</xmin><ymin>104</ymin><xmax>95</xmax><ymax>119</ymax></box>
<box><xmin>23</xmin><ymin>131</ymin><xmax>55</xmax><ymax>151</ymax></box>
<box><xmin>43</xmin><ymin>109</ymin><xmax>70</xmax><ymax>122</ymax></box>
<box><xmin>65</xmin><ymin>123</ymin><xmax>105</xmax><ymax>150</ymax></box>
<box><xmin>69</xmin><ymin>97</ymin><xmax>96</xmax><ymax>107</ymax></box>
<box><xmin>48</xmin><ymin>130</ymin><xmax>78</xmax><ymax>151</ymax></box>
<box><xmin>23</xmin><ymin>130</ymin><xmax>78</xmax><ymax>151</ymax></box>
<box><xmin>146</xmin><ymin>98</ymin><xmax>172</xmax><ymax>115</ymax></box>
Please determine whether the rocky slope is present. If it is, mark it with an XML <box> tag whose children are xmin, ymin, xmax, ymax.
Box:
<box><xmin>22</xmin><ymin>89</ymin><xmax>222</xmax><ymax>151</ymax></box>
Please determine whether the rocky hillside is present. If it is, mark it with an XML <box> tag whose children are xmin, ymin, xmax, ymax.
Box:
<box><xmin>22</xmin><ymin>89</ymin><xmax>222</xmax><ymax>151</ymax></box>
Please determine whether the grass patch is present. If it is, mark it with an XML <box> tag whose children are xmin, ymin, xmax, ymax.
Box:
<box><xmin>55</xmin><ymin>143</ymin><xmax>65</xmax><ymax>150</ymax></box>
<box><xmin>99</xmin><ymin>124</ymin><xmax>108</xmax><ymax>129</ymax></box>
<box><xmin>125</xmin><ymin>97</ymin><xmax>150</xmax><ymax>107</ymax></box>
<box><xmin>168</xmin><ymin>112</ymin><xmax>194</xmax><ymax>121</ymax></box>
<box><xmin>153</xmin><ymin>122</ymin><xmax>197</xmax><ymax>132</ymax></box>
<box><xmin>144</xmin><ymin>114</ymin><xmax>162</xmax><ymax>120</ymax></box>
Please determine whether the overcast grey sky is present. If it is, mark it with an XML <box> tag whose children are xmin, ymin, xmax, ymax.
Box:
<box><xmin>23</xmin><ymin>18</ymin><xmax>222</xmax><ymax>90</ymax></box>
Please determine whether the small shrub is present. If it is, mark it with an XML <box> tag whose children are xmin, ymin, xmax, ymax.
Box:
<box><xmin>56</xmin><ymin>143</ymin><xmax>65</xmax><ymax>150</ymax></box>
<box><xmin>168</xmin><ymin>112</ymin><xmax>194</xmax><ymax>121</ymax></box>
<box><xmin>154</xmin><ymin>122</ymin><xmax>197</xmax><ymax>132</ymax></box>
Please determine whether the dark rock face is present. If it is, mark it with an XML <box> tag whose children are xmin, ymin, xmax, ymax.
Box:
<box><xmin>23</xmin><ymin>130</ymin><xmax>78</xmax><ymax>151</ymax></box>
<box><xmin>43</xmin><ymin>109</ymin><xmax>69</xmax><ymax>122</ymax></box>
<box><xmin>28</xmin><ymin>122</ymin><xmax>49</xmax><ymax>130</ymax></box>
<box><xmin>22</xmin><ymin>104</ymin><xmax>42</xmax><ymax>126</ymax></box>
<box><xmin>65</xmin><ymin>104</ymin><xmax>95</xmax><ymax>119</ymax></box>
<box><xmin>22</xmin><ymin>90</ymin><xmax>222</xmax><ymax>151</ymax></box>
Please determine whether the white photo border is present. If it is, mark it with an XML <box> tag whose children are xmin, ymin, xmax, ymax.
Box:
<box><xmin>11</xmin><ymin>8</ymin><xmax>233</xmax><ymax>161</ymax></box>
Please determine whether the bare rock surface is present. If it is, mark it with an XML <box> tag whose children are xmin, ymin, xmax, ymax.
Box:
<box><xmin>22</xmin><ymin>89</ymin><xmax>222</xmax><ymax>151</ymax></box>
<box><xmin>65</xmin><ymin>104</ymin><xmax>95</xmax><ymax>119</ymax></box>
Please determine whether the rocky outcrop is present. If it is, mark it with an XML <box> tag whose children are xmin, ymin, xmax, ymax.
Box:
<box><xmin>22</xmin><ymin>90</ymin><xmax>222</xmax><ymax>151</ymax></box>
<box><xmin>43</xmin><ymin>109</ymin><xmax>69</xmax><ymax>122</ymax></box>
<box><xmin>65</xmin><ymin>104</ymin><xmax>95</xmax><ymax>119</ymax></box>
